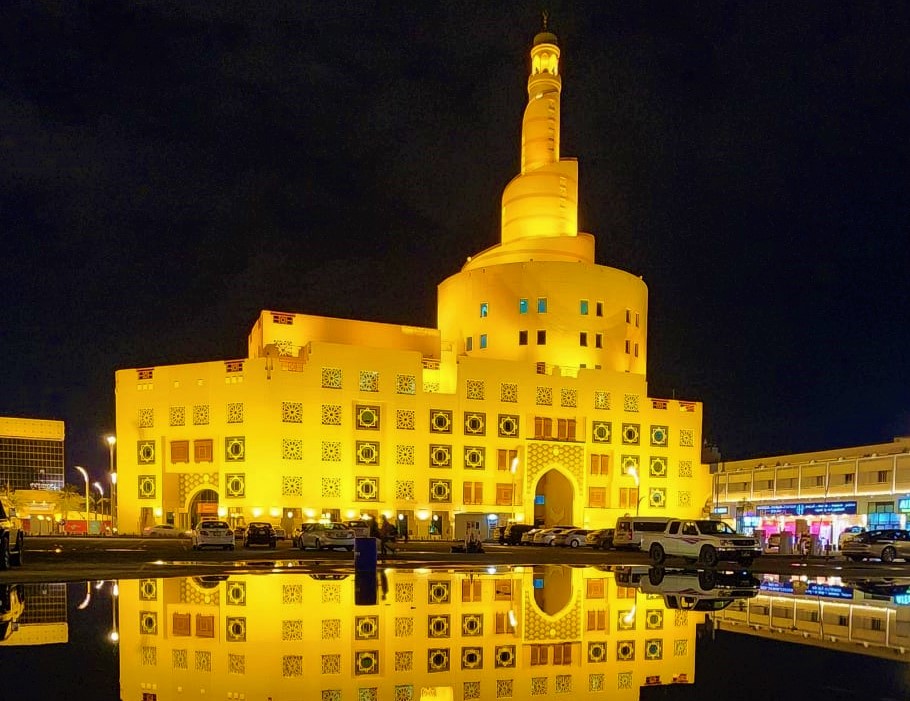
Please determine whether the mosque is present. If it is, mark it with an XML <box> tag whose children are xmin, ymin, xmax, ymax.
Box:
<box><xmin>114</xmin><ymin>27</ymin><xmax>710</xmax><ymax>538</ymax></box>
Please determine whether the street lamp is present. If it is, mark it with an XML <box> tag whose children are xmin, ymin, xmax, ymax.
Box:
<box><xmin>510</xmin><ymin>456</ymin><xmax>519</xmax><ymax>523</ymax></box>
<box><xmin>74</xmin><ymin>466</ymin><xmax>90</xmax><ymax>536</ymax></box>
<box><xmin>93</xmin><ymin>481</ymin><xmax>104</xmax><ymax>533</ymax></box>
<box><xmin>105</xmin><ymin>435</ymin><xmax>117</xmax><ymax>533</ymax></box>
<box><xmin>628</xmin><ymin>466</ymin><xmax>644</xmax><ymax>516</ymax></box>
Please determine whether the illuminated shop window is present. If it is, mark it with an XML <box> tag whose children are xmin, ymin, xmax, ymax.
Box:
<box><xmin>519</xmin><ymin>330</ymin><xmax>528</xmax><ymax>345</ymax></box>
<box><xmin>480</xmin><ymin>334</ymin><xmax>488</xmax><ymax>349</ymax></box>
<box><xmin>519</xmin><ymin>298</ymin><xmax>528</xmax><ymax>314</ymax></box>
<box><xmin>580</xmin><ymin>300</ymin><xmax>589</xmax><ymax>315</ymax></box>
<box><xmin>537</xmin><ymin>330</ymin><xmax>546</xmax><ymax>345</ymax></box>
<box><xmin>480</xmin><ymin>302</ymin><xmax>488</xmax><ymax>317</ymax></box>
<box><xmin>466</xmin><ymin>337</ymin><xmax>473</xmax><ymax>351</ymax></box>
<box><xmin>537</xmin><ymin>297</ymin><xmax>547</xmax><ymax>313</ymax></box>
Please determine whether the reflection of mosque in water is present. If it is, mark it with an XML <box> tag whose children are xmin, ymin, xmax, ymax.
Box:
<box><xmin>118</xmin><ymin>566</ymin><xmax>702</xmax><ymax>699</ymax></box>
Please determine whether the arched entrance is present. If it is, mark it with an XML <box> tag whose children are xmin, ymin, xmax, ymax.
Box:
<box><xmin>188</xmin><ymin>489</ymin><xmax>219</xmax><ymax>528</ymax></box>
<box><xmin>533</xmin><ymin>469</ymin><xmax>575</xmax><ymax>526</ymax></box>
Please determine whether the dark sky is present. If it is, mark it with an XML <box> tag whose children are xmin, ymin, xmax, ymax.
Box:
<box><xmin>1</xmin><ymin>2</ymin><xmax>908</xmax><ymax>479</ymax></box>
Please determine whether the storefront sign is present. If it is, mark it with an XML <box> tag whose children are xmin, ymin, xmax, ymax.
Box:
<box><xmin>712</xmin><ymin>506</ymin><xmax>729</xmax><ymax>515</ymax></box>
<box><xmin>760</xmin><ymin>580</ymin><xmax>854</xmax><ymax>600</ymax></box>
<box><xmin>755</xmin><ymin>501</ymin><xmax>857</xmax><ymax>516</ymax></box>
<box><xmin>898</xmin><ymin>498</ymin><xmax>910</xmax><ymax>513</ymax></box>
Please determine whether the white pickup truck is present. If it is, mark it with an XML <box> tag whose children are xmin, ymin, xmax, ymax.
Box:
<box><xmin>641</xmin><ymin>518</ymin><xmax>762</xmax><ymax>567</ymax></box>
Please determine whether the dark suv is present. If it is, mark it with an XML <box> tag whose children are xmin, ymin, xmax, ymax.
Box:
<box><xmin>244</xmin><ymin>522</ymin><xmax>277</xmax><ymax>549</ymax></box>
<box><xmin>503</xmin><ymin>523</ymin><xmax>536</xmax><ymax>545</ymax></box>
<box><xmin>0</xmin><ymin>501</ymin><xmax>23</xmax><ymax>570</ymax></box>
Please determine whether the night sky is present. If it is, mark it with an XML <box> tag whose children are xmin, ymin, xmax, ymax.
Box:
<box><xmin>1</xmin><ymin>2</ymin><xmax>908</xmax><ymax>481</ymax></box>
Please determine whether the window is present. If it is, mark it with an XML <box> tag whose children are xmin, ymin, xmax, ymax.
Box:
<box><xmin>480</xmin><ymin>334</ymin><xmax>488</xmax><ymax>349</ymax></box>
<box><xmin>553</xmin><ymin>643</ymin><xmax>573</xmax><ymax>665</ymax></box>
<box><xmin>519</xmin><ymin>330</ymin><xmax>528</xmax><ymax>345</ymax></box>
<box><xmin>194</xmin><ymin>439</ymin><xmax>213</xmax><ymax>463</ymax></box>
<box><xmin>596</xmin><ymin>301</ymin><xmax>603</xmax><ymax>317</ymax></box>
<box><xmin>589</xmin><ymin>487</ymin><xmax>606</xmax><ymax>507</ymax></box>
<box><xmin>557</xmin><ymin>418</ymin><xmax>577</xmax><ymax>440</ymax></box>
<box><xmin>171</xmin><ymin>440</ymin><xmax>189</xmax><ymax>463</ymax></box>
<box><xmin>495</xmin><ymin>483</ymin><xmax>514</xmax><ymax>506</ymax></box>
<box><xmin>587</xmin><ymin>578</ymin><xmax>604</xmax><ymax>598</ymax></box>
<box><xmin>595</xmin><ymin>333</ymin><xmax>603</xmax><ymax>349</ymax></box>
<box><xmin>634</xmin><ymin>342</ymin><xmax>639</xmax><ymax>358</ymax></box>
<box><xmin>462</xmin><ymin>578</ymin><xmax>482</xmax><ymax>602</ymax></box>
<box><xmin>480</xmin><ymin>302</ymin><xmax>488</xmax><ymax>317</ymax></box>
<box><xmin>537</xmin><ymin>298</ymin><xmax>547</xmax><ymax>313</ymax></box>
<box><xmin>498</xmin><ymin>449</ymin><xmax>518</xmax><ymax>471</ymax></box>
<box><xmin>519</xmin><ymin>298</ymin><xmax>528</xmax><ymax>314</ymax></box>
<box><xmin>635</xmin><ymin>312</ymin><xmax>640</xmax><ymax>327</ymax></box>
<box><xmin>624</xmin><ymin>340</ymin><xmax>631</xmax><ymax>354</ymax></box>
<box><xmin>586</xmin><ymin>609</ymin><xmax>607</xmax><ymax>631</ymax></box>
<box><xmin>625</xmin><ymin>309</ymin><xmax>632</xmax><ymax>323</ymax></box>
<box><xmin>495</xmin><ymin>580</ymin><xmax>512</xmax><ymax>600</ymax></box>
<box><xmin>463</xmin><ymin>481</ymin><xmax>483</xmax><ymax>505</ymax></box>
<box><xmin>196</xmin><ymin>614</ymin><xmax>215</xmax><ymax>638</ymax></box>
<box><xmin>534</xmin><ymin>417</ymin><xmax>577</xmax><ymax>441</ymax></box>
<box><xmin>590</xmin><ymin>454</ymin><xmax>609</xmax><ymax>475</ymax></box>
<box><xmin>495</xmin><ymin>612</ymin><xmax>515</xmax><ymax>633</ymax></box>
<box><xmin>466</xmin><ymin>337</ymin><xmax>473</xmax><ymax>351</ymax></box>
<box><xmin>537</xmin><ymin>330</ymin><xmax>547</xmax><ymax>345</ymax></box>
<box><xmin>535</xmin><ymin>416</ymin><xmax>553</xmax><ymax>439</ymax></box>
<box><xmin>580</xmin><ymin>300</ymin><xmax>589</xmax><ymax>315</ymax></box>
<box><xmin>530</xmin><ymin>645</ymin><xmax>549</xmax><ymax>665</ymax></box>
<box><xmin>877</xmin><ymin>470</ymin><xmax>890</xmax><ymax>483</ymax></box>
<box><xmin>619</xmin><ymin>487</ymin><xmax>639</xmax><ymax>509</ymax></box>
<box><xmin>580</xmin><ymin>332</ymin><xmax>588</xmax><ymax>346</ymax></box>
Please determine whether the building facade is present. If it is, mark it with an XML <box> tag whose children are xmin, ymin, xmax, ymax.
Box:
<box><xmin>712</xmin><ymin>436</ymin><xmax>910</xmax><ymax>549</ymax></box>
<box><xmin>114</xmin><ymin>30</ymin><xmax>710</xmax><ymax>537</ymax></box>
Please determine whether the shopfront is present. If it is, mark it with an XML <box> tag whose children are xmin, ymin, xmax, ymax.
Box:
<box><xmin>747</xmin><ymin>500</ymin><xmax>861</xmax><ymax>550</ymax></box>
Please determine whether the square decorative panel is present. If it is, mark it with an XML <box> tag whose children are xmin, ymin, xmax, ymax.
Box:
<box><xmin>282</xmin><ymin>475</ymin><xmax>304</xmax><ymax>497</ymax></box>
<box><xmin>621</xmin><ymin>423</ymin><xmax>640</xmax><ymax>445</ymax></box>
<box><xmin>356</xmin><ymin>405</ymin><xmax>380</xmax><ymax>430</ymax></box>
<box><xmin>322</xmin><ymin>441</ymin><xmax>342</xmax><ymax>461</ymax></box>
<box><xmin>464</xmin><ymin>681</ymin><xmax>481</xmax><ymax>699</ymax></box>
<box><xmin>395</xmin><ymin>650</ymin><xmax>413</xmax><ymax>671</ymax></box>
<box><xmin>282</xmin><ymin>401</ymin><xmax>303</xmax><ymax>423</ymax></box>
<box><xmin>424</xmin><ymin>381</ymin><xmax>440</xmax><ymax>393</ymax></box>
<box><xmin>282</xmin><ymin>584</ymin><xmax>302</xmax><ymax>604</ymax></box>
<box><xmin>322</xmin><ymin>619</ymin><xmax>342</xmax><ymax>639</ymax></box>
<box><xmin>498</xmin><ymin>414</ymin><xmax>519</xmax><ymax>437</ymax></box>
<box><xmin>428</xmin><ymin>614</ymin><xmax>451</xmax><ymax>638</ymax></box>
<box><xmin>322</xmin><ymin>654</ymin><xmax>342</xmax><ymax>674</ymax></box>
<box><xmin>496</xmin><ymin>680</ymin><xmax>513</xmax><ymax>698</ymax></box>
<box><xmin>141</xmin><ymin>646</ymin><xmax>156</xmax><ymax>666</ymax></box>
<box><xmin>173</xmin><ymin>649</ymin><xmax>188</xmax><ymax>670</ymax></box>
<box><xmin>463</xmin><ymin>446</ymin><xmax>485</xmax><ymax>469</ymax></box>
<box><xmin>649</xmin><ymin>487</ymin><xmax>667</xmax><ymax>508</ymax></box>
<box><xmin>225</xmin><ymin>436</ymin><xmax>245</xmax><ymax>461</ymax></box>
<box><xmin>227</xmin><ymin>402</ymin><xmax>244</xmax><ymax>423</ymax></box>
<box><xmin>623</xmin><ymin>394</ymin><xmax>640</xmax><ymax>412</ymax></box>
<box><xmin>396</xmin><ymin>374</ymin><xmax>416</xmax><ymax>394</ymax></box>
<box><xmin>427</xmin><ymin>648</ymin><xmax>450</xmax><ymax>672</ymax></box>
<box><xmin>680</xmin><ymin>429</ymin><xmax>695</xmax><ymax>447</ymax></box>
<box><xmin>531</xmin><ymin>678</ymin><xmax>548</xmax><ymax>695</ymax></box>
<box><xmin>395</xmin><ymin>480</ymin><xmax>415</xmax><ymax>500</ymax></box>
<box><xmin>616</xmin><ymin>640</ymin><xmax>635</xmax><ymax>661</ymax></box>
<box><xmin>429</xmin><ymin>409</ymin><xmax>453</xmax><ymax>433</ymax></box>
<box><xmin>322</xmin><ymin>477</ymin><xmax>341</xmax><ymax>498</ymax></box>
<box><xmin>649</xmin><ymin>456</ymin><xmax>668</xmax><ymax>478</ymax></box>
<box><xmin>139</xmin><ymin>579</ymin><xmax>157</xmax><ymax>601</ymax></box>
<box><xmin>589</xmin><ymin>674</ymin><xmax>605</xmax><ymax>692</ymax></box>
<box><xmin>592</xmin><ymin>421</ymin><xmax>611</xmax><ymax>443</ymax></box>
<box><xmin>461</xmin><ymin>646</ymin><xmax>483</xmax><ymax>670</ymax></box>
<box><xmin>396</xmin><ymin>445</ymin><xmax>415</xmax><ymax>465</ymax></box>
<box><xmin>428</xmin><ymin>581</ymin><xmax>450</xmax><ymax>604</ymax></box>
<box><xmin>322</xmin><ymin>584</ymin><xmax>341</xmax><ymax>604</ymax></box>
<box><xmin>228</xmin><ymin>653</ymin><xmax>245</xmax><ymax>674</ymax></box>
<box><xmin>322</xmin><ymin>404</ymin><xmax>342</xmax><ymax>425</ymax></box>
<box><xmin>396</xmin><ymin>583</ymin><xmax>414</xmax><ymax>603</ymax></box>
<box><xmin>195</xmin><ymin>650</ymin><xmax>211</xmax><ymax>672</ymax></box>
<box><xmin>494</xmin><ymin>645</ymin><xmax>516</xmax><ymax>668</ymax></box>
<box><xmin>282</xmin><ymin>439</ymin><xmax>303</xmax><ymax>460</ymax></box>
<box><xmin>226</xmin><ymin>617</ymin><xmax>247</xmax><ymax>642</ymax></box>
<box><xmin>322</xmin><ymin>692</ymin><xmax>342</xmax><ymax>701</ymax></box>
<box><xmin>139</xmin><ymin>407</ymin><xmax>154</xmax><ymax>428</ymax></box>
<box><xmin>675</xmin><ymin>610</ymin><xmax>688</xmax><ymax>627</ymax></box>
<box><xmin>500</xmin><ymin>382</ymin><xmax>518</xmax><ymax>402</ymax></box>
<box><xmin>355</xmin><ymin>616</ymin><xmax>379</xmax><ymax>640</ymax></box>
<box><xmin>282</xmin><ymin>620</ymin><xmax>304</xmax><ymax>641</ymax></box>
<box><xmin>359</xmin><ymin>371</ymin><xmax>379</xmax><ymax>392</ymax></box>
<box><xmin>282</xmin><ymin>655</ymin><xmax>303</xmax><ymax>677</ymax></box>
<box><xmin>139</xmin><ymin>610</ymin><xmax>158</xmax><ymax>635</ymax></box>
<box><xmin>618</xmin><ymin>672</ymin><xmax>633</xmax><ymax>690</ymax></box>
<box><xmin>646</xmin><ymin>609</ymin><xmax>664</xmax><ymax>630</ymax></box>
<box><xmin>138</xmin><ymin>475</ymin><xmax>156</xmax><ymax>499</ymax></box>
<box><xmin>536</xmin><ymin>387</ymin><xmax>553</xmax><ymax>406</ymax></box>
<box><xmin>650</xmin><ymin>425</ymin><xmax>669</xmax><ymax>447</ymax></box>
<box><xmin>621</xmin><ymin>455</ymin><xmax>639</xmax><ymax>474</ymax></box>
<box><xmin>193</xmin><ymin>404</ymin><xmax>210</xmax><ymax>425</ymax></box>
<box><xmin>588</xmin><ymin>641</ymin><xmax>607</xmax><ymax>663</ymax></box>
<box><xmin>594</xmin><ymin>390</ymin><xmax>610</xmax><ymax>410</ymax></box>
<box><xmin>679</xmin><ymin>460</ymin><xmax>693</xmax><ymax>477</ymax></box>
<box><xmin>356</xmin><ymin>477</ymin><xmax>379</xmax><ymax>501</ymax></box>
<box><xmin>227</xmin><ymin>581</ymin><xmax>247</xmax><ymax>605</ymax></box>
<box><xmin>429</xmin><ymin>479</ymin><xmax>452</xmax><ymax>503</ymax></box>
<box><xmin>560</xmin><ymin>388</ymin><xmax>577</xmax><ymax>407</ymax></box>
<box><xmin>466</xmin><ymin>379</ymin><xmax>484</xmax><ymax>400</ymax></box>
<box><xmin>356</xmin><ymin>441</ymin><xmax>380</xmax><ymax>465</ymax></box>
<box><xmin>225</xmin><ymin>473</ymin><xmax>245</xmax><ymax>498</ymax></box>
<box><xmin>555</xmin><ymin>675</ymin><xmax>571</xmax><ymax>693</ymax></box>
<box><xmin>462</xmin><ymin>613</ymin><xmax>483</xmax><ymax>636</ymax></box>
<box><xmin>645</xmin><ymin>639</ymin><xmax>663</xmax><ymax>660</ymax></box>
<box><xmin>617</xmin><ymin>610</ymin><xmax>635</xmax><ymax>630</ymax></box>
<box><xmin>395</xmin><ymin>617</ymin><xmax>414</xmax><ymax>637</ymax></box>
<box><xmin>674</xmin><ymin>639</ymin><xmax>688</xmax><ymax>656</ymax></box>
<box><xmin>464</xmin><ymin>412</ymin><xmax>486</xmax><ymax>435</ymax></box>
<box><xmin>677</xmin><ymin>490</ymin><xmax>691</xmax><ymax>507</ymax></box>
<box><xmin>169</xmin><ymin>406</ymin><xmax>185</xmax><ymax>426</ymax></box>
<box><xmin>397</xmin><ymin>409</ymin><xmax>415</xmax><ymax>430</ymax></box>
<box><xmin>429</xmin><ymin>445</ymin><xmax>452</xmax><ymax>468</ymax></box>
<box><xmin>322</xmin><ymin>367</ymin><xmax>343</xmax><ymax>389</ymax></box>
<box><xmin>137</xmin><ymin>441</ymin><xmax>155</xmax><ymax>464</ymax></box>
<box><xmin>394</xmin><ymin>685</ymin><xmax>413</xmax><ymax>701</ymax></box>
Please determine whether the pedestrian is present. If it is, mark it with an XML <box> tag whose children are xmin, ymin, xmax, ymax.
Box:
<box><xmin>379</xmin><ymin>516</ymin><xmax>397</xmax><ymax>557</ymax></box>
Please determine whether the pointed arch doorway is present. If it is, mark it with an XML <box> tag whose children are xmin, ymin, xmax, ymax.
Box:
<box><xmin>533</xmin><ymin>469</ymin><xmax>575</xmax><ymax>527</ymax></box>
<box><xmin>188</xmin><ymin>489</ymin><xmax>219</xmax><ymax>528</ymax></box>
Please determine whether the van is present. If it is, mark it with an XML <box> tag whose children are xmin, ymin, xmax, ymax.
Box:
<box><xmin>613</xmin><ymin>516</ymin><xmax>673</xmax><ymax>550</ymax></box>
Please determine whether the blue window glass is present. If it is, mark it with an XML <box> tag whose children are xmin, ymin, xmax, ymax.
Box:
<box><xmin>466</xmin><ymin>337</ymin><xmax>473</xmax><ymax>351</ymax></box>
<box><xmin>480</xmin><ymin>334</ymin><xmax>488</xmax><ymax>349</ymax></box>
<box><xmin>480</xmin><ymin>302</ymin><xmax>488</xmax><ymax>318</ymax></box>
<box><xmin>533</xmin><ymin>577</ymin><xmax>545</xmax><ymax>589</ymax></box>
<box><xmin>580</xmin><ymin>300</ymin><xmax>589</xmax><ymax>315</ymax></box>
<box><xmin>519</xmin><ymin>298</ymin><xmax>528</xmax><ymax>314</ymax></box>
<box><xmin>537</xmin><ymin>298</ymin><xmax>547</xmax><ymax>313</ymax></box>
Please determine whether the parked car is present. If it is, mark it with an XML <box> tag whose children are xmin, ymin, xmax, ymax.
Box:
<box><xmin>553</xmin><ymin>528</ymin><xmax>590</xmax><ymax>548</ymax></box>
<box><xmin>585</xmin><ymin>528</ymin><xmax>615</xmax><ymax>550</ymax></box>
<box><xmin>142</xmin><ymin>524</ymin><xmax>183</xmax><ymax>538</ymax></box>
<box><xmin>0</xmin><ymin>500</ymin><xmax>23</xmax><ymax>569</ymax></box>
<box><xmin>343</xmin><ymin>520</ymin><xmax>372</xmax><ymax>538</ymax></box>
<box><xmin>765</xmin><ymin>533</ymin><xmax>781</xmax><ymax>553</ymax></box>
<box><xmin>504</xmin><ymin>523</ymin><xmax>536</xmax><ymax>545</ymax></box>
<box><xmin>232</xmin><ymin>524</ymin><xmax>247</xmax><ymax>542</ymax></box>
<box><xmin>613</xmin><ymin>516</ymin><xmax>674</xmax><ymax>550</ymax></box>
<box><xmin>0</xmin><ymin>584</ymin><xmax>25</xmax><ymax>641</ymax></box>
<box><xmin>244</xmin><ymin>522</ymin><xmax>277</xmax><ymax>549</ymax></box>
<box><xmin>643</xmin><ymin>519</ymin><xmax>762</xmax><ymax>567</ymax></box>
<box><xmin>520</xmin><ymin>528</ymin><xmax>543</xmax><ymax>545</ymax></box>
<box><xmin>838</xmin><ymin>526</ymin><xmax>866</xmax><ymax>550</ymax></box>
<box><xmin>191</xmin><ymin>520</ymin><xmax>235</xmax><ymax>550</ymax></box>
<box><xmin>298</xmin><ymin>523</ymin><xmax>356</xmax><ymax>551</ymax></box>
<box><xmin>842</xmin><ymin>529</ymin><xmax>910</xmax><ymax>562</ymax></box>
<box><xmin>533</xmin><ymin>526</ymin><xmax>576</xmax><ymax>546</ymax></box>
<box><xmin>272</xmin><ymin>525</ymin><xmax>287</xmax><ymax>541</ymax></box>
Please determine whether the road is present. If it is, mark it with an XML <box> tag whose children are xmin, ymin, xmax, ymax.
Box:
<box><xmin>2</xmin><ymin>536</ymin><xmax>908</xmax><ymax>584</ymax></box>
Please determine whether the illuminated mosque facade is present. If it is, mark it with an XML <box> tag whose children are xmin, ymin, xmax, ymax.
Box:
<box><xmin>114</xmin><ymin>28</ymin><xmax>710</xmax><ymax>537</ymax></box>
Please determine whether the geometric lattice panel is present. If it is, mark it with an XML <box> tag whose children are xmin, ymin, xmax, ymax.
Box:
<box><xmin>522</xmin><ymin>588</ymin><xmax>581</xmax><ymax>642</ymax></box>
<box><xmin>525</xmin><ymin>443</ymin><xmax>584</xmax><ymax>498</ymax></box>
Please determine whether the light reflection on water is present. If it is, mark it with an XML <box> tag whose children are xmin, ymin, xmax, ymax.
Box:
<box><xmin>3</xmin><ymin>566</ymin><xmax>910</xmax><ymax>699</ymax></box>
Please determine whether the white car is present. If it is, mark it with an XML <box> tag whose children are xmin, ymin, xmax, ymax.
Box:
<box><xmin>192</xmin><ymin>520</ymin><xmax>235</xmax><ymax>550</ymax></box>
<box><xmin>644</xmin><ymin>519</ymin><xmax>762</xmax><ymax>567</ymax></box>
<box><xmin>298</xmin><ymin>523</ymin><xmax>356</xmax><ymax>551</ymax></box>
<box><xmin>142</xmin><ymin>524</ymin><xmax>183</xmax><ymax>538</ymax></box>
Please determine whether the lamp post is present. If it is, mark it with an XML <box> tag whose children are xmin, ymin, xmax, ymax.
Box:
<box><xmin>105</xmin><ymin>435</ymin><xmax>117</xmax><ymax>533</ymax></box>
<box><xmin>628</xmin><ymin>466</ymin><xmax>643</xmax><ymax>516</ymax></box>
<box><xmin>93</xmin><ymin>481</ymin><xmax>105</xmax><ymax>533</ymax></box>
<box><xmin>510</xmin><ymin>456</ymin><xmax>519</xmax><ymax>523</ymax></box>
<box><xmin>74</xmin><ymin>466</ymin><xmax>90</xmax><ymax>536</ymax></box>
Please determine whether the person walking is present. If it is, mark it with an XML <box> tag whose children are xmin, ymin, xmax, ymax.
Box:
<box><xmin>379</xmin><ymin>516</ymin><xmax>397</xmax><ymax>557</ymax></box>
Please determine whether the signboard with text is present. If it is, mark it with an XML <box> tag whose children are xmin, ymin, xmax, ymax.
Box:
<box><xmin>755</xmin><ymin>501</ymin><xmax>858</xmax><ymax>517</ymax></box>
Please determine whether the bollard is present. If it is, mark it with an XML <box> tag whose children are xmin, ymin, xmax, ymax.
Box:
<box><xmin>354</xmin><ymin>536</ymin><xmax>378</xmax><ymax>573</ymax></box>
